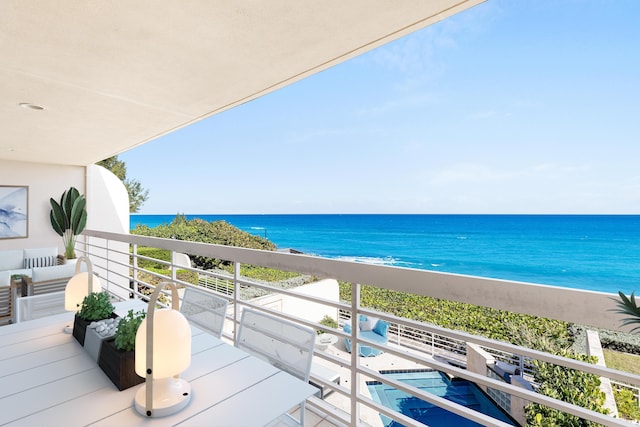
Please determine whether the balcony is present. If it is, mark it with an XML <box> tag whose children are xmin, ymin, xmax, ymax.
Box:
<box><xmin>11</xmin><ymin>228</ymin><xmax>639</xmax><ymax>426</ymax></box>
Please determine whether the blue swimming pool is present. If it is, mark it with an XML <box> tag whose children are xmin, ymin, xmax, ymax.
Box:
<box><xmin>366</xmin><ymin>369</ymin><xmax>516</xmax><ymax>427</ymax></box>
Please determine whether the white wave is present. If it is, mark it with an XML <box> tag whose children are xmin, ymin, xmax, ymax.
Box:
<box><xmin>336</xmin><ymin>256</ymin><xmax>398</xmax><ymax>266</ymax></box>
<box><xmin>250</xmin><ymin>226</ymin><xmax>265</xmax><ymax>230</ymax></box>
<box><xmin>457</xmin><ymin>236</ymin><xmax>467</xmax><ymax>240</ymax></box>
<box><xmin>431</xmin><ymin>263</ymin><xmax>443</xmax><ymax>267</ymax></box>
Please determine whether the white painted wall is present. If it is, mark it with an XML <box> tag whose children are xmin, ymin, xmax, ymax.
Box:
<box><xmin>0</xmin><ymin>160</ymin><xmax>85</xmax><ymax>252</ymax></box>
<box><xmin>84</xmin><ymin>165</ymin><xmax>130</xmax><ymax>300</ymax></box>
<box><xmin>251</xmin><ymin>279</ymin><xmax>340</xmax><ymax>326</ymax></box>
<box><xmin>85</xmin><ymin>165</ymin><xmax>129</xmax><ymax>233</ymax></box>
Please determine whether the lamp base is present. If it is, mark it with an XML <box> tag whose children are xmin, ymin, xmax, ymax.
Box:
<box><xmin>134</xmin><ymin>377</ymin><xmax>191</xmax><ymax>418</ymax></box>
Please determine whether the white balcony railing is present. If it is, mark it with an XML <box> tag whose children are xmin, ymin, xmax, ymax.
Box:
<box><xmin>79</xmin><ymin>229</ymin><xmax>640</xmax><ymax>427</ymax></box>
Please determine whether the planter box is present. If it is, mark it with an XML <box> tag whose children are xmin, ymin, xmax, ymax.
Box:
<box><xmin>98</xmin><ymin>338</ymin><xmax>144</xmax><ymax>391</ymax></box>
<box><xmin>72</xmin><ymin>312</ymin><xmax>117</xmax><ymax>346</ymax></box>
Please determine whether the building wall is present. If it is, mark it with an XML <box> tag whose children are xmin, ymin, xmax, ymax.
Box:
<box><xmin>0</xmin><ymin>160</ymin><xmax>85</xmax><ymax>252</ymax></box>
<box><xmin>84</xmin><ymin>165</ymin><xmax>130</xmax><ymax>300</ymax></box>
<box><xmin>251</xmin><ymin>279</ymin><xmax>340</xmax><ymax>326</ymax></box>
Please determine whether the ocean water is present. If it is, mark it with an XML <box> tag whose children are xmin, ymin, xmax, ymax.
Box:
<box><xmin>130</xmin><ymin>214</ymin><xmax>640</xmax><ymax>295</ymax></box>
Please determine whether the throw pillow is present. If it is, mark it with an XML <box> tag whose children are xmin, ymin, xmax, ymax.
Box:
<box><xmin>373</xmin><ymin>319</ymin><xmax>389</xmax><ymax>336</ymax></box>
<box><xmin>360</xmin><ymin>316</ymin><xmax>378</xmax><ymax>331</ymax></box>
<box><xmin>24</xmin><ymin>256</ymin><xmax>56</xmax><ymax>269</ymax></box>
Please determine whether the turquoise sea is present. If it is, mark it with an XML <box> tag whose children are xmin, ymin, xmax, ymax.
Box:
<box><xmin>130</xmin><ymin>214</ymin><xmax>640</xmax><ymax>295</ymax></box>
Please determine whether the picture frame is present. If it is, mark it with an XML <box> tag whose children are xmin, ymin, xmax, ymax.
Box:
<box><xmin>0</xmin><ymin>185</ymin><xmax>29</xmax><ymax>239</ymax></box>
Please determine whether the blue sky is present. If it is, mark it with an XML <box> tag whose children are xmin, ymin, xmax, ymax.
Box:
<box><xmin>122</xmin><ymin>1</ymin><xmax>640</xmax><ymax>215</ymax></box>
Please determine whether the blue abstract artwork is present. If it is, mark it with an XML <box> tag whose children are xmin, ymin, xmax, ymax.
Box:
<box><xmin>0</xmin><ymin>186</ymin><xmax>28</xmax><ymax>238</ymax></box>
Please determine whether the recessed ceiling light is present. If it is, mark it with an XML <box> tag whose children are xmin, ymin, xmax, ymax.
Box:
<box><xmin>19</xmin><ymin>102</ymin><xmax>46</xmax><ymax>111</ymax></box>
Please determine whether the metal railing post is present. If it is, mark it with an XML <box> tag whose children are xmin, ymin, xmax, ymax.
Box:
<box><xmin>132</xmin><ymin>243</ymin><xmax>139</xmax><ymax>297</ymax></box>
<box><xmin>350</xmin><ymin>282</ymin><xmax>360</xmax><ymax>426</ymax></box>
<box><xmin>233</xmin><ymin>261</ymin><xmax>241</xmax><ymax>344</ymax></box>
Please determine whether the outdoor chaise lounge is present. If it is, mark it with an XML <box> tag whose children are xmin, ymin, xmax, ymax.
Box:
<box><xmin>344</xmin><ymin>315</ymin><xmax>389</xmax><ymax>357</ymax></box>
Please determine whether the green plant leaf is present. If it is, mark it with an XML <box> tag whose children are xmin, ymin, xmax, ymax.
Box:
<box><xmin>70</xmin><ymin>196</ymin><xmax>87</xmax><ymax>234</ymax></box>
<box><xmin>49</xmin><ymin>199</ymin><xmax>65</xmax><ymax>236</ymax></box>
<box><xmin>613</xmin><ymin>291</ymin><xmax>640</xmax><ymax>332</ymax></box>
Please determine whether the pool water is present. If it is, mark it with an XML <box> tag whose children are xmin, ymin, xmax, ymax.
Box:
<box><xmin>366</xmin><ymin>370</ymin><xmax>516</xmax><ymax>427</ymax></box>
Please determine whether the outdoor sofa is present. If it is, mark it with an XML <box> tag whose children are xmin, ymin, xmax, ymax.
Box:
<box><xmin>343</xmin><ymin>315</ymin><xmax>389</xmax><ymax>357</ymax></box>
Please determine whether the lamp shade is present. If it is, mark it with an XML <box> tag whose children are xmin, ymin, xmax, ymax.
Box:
<box><xmin>135</xmin><ymin>308</ymin><xmax>191</xmax><ymax>378</ymax></box>
<box><xmin>65</xmin><ymin>272</ymin><xmax>102</xmax><ymax>311</ymax></box>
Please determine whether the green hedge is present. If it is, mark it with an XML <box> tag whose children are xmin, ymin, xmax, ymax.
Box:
<box><xmin>132</xmin><ymin>214</ymin><xmax>275</xmax><ymax>270</ymax></box>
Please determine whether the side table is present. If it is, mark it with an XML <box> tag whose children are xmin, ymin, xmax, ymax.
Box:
<box><xmin>9</xmin><ymin>275</ymin><xmax>26</xmax><ymax>324</ymax></box>
<box><xmin>315</xmin><ymin>333</ymin><xmax>338</xmax><ymax>351</ymax></box>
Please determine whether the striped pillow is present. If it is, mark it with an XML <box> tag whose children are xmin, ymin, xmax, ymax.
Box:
<box><xmin>24</xmin><ymin>256</ymin><xmax>56</xmax><ymax>269</ymax></box>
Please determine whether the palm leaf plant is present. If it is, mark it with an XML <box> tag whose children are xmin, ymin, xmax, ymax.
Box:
<box><xmin>50</xmin><ymin>186</ymin><xmax>87</xmax><ymax>259</ymax></box>
<box><xmin>613</xmin><ymin>291</ymin><xmax>640</xmax><ymax>333</ymax></box>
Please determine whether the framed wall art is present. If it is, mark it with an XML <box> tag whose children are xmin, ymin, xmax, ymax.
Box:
<box><xmin>0</xmin><ymin>185</ymin><xmax>28</xmax><ymax>239</ymax></box>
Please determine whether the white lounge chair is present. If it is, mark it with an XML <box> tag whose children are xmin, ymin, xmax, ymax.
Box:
<box><xmin>180</xmin><ymin>286</ymin><xmax>228</xmax><ymax>338</ymax></box>
<box><xmin>236</xmin><ymin>308</ymin><xmax>316</xmax><ymax>426</ymax></box>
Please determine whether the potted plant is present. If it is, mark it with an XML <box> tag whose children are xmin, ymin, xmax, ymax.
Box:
<box><xmin>50</xmin><ymin>186</ymin><xmax>87</xmax><ymax>259</ymax></box>
<box><xmin>72</xmin><ymin>291</ymin><xmax>116</xmax><ymax>346</ymax></box>
<box><xmin>98</xmin><ymin>309</ymin><xmax>146</xmax><ymax>390</ymax></box>
<box><xmin>614</xmin><ymin>291</ymin><xmax>640</xmax><ymax>332</ymax></box>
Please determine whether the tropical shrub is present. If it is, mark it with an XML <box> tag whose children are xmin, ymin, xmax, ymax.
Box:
<box><xmin>317</xmin><ymin>315</ymin><xmax>339</xmax><ymax>335</ymax></box>
<box><xmin>132</xmin><ymin>215</ymin><xmax>275</xmax><ymax>270</ymax></box>
<box><xmin>525</xmin><ymin>351</ymin><xmax>606</xmax><ymax>426</ymax></box>
<box><xmin>614</xmin><ymin>387</ymin><xmax>640</xmax><ymax>420</ymax></box>
<box><xmin>49</xmin><ymin>187</ymin><xmax>87</xmax><ymax>259</ymax></box>
<box><xmin>340</xmin><ymin>283</ymin><xmax>572</xmax><ymax>346</ymax></box>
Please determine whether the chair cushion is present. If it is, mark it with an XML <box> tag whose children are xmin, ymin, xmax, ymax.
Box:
<box><xmin>31</xmin><ymin>263</ymin><xmax>76</xmax><ymax>283</ymax></box>
<box><xmin>361</xmin><ymin>330</ymin><xmax>387</xmax><ymax>344</ymax></box>
<box><xmin>359</xmin><ymin>316</ymin><xmax>378</xmax><ymax>331</ymax></box>
<box><xmin>0</xmin><ymin>271</ymin><xmax>10</xmax><ymax>286</ymax></box>
<box><xmin>0</xmin><ymin>250</ymin><xmax>24</xmax><ymax>270</ymax></box>
<box><xmin>373</xmin><ymin>319</ymin><xmax>389</xmax><ymax>337</ymax></box>
<box><xmin>23</xmin><ymin>247</ymin><xmax>58</xmax><ymax>259</ymax></box>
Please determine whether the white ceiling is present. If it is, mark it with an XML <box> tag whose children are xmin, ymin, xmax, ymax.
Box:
<box><xmin>1</xmin><ymin>1</ymin><xmax>482</xmax><ymax>166</ymax></box>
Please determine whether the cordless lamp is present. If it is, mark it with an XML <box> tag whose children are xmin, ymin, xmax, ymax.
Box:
<box><xmin>134</xmin><ymin>281</ymin><xmax>191</xmax><ymax>417</ymax></box>
<box><xmin>64</xmin><ymin>256</ymin><xmax>101</xmax><ymax>333</ymax></box>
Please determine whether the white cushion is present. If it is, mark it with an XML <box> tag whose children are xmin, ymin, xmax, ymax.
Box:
<box><xmin>23</xmin><ymin>247</ymin><xmax>58</xmax><ymax>259</ymax></box>
<box><xmin>0</xmin><ymin>250</ymin><xmax>24</xmax><ymax>270</ymax></box>
<box><xmin>0</xmin><ymin>271</ymin><xmax>10</xmax><ymax>286</ymax></box>
<box><xmin>359</xmin><ymin>316</ymin><xmax>378</xmax><ymax>331</ymax></box>
<box><xmin>31</xmin><ymin>263</ymin><xmax>77</xmax><ymax>283</ymax></box>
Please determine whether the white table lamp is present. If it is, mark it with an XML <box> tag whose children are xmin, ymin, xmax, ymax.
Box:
<box><xmin>134</xmin><ymin>281</ymin><xmax>191</xmax><ymax>417</ymax></box>
<box><xmin>64</xmin><ymin>256</ymin><xmax>101</xmax><ymax>332</ymax></box>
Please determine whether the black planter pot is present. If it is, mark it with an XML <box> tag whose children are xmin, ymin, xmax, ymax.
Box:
<box><xmin>98</xmin><ymin>338</ymin><xmax>144</xmax><ymax>391</ymax></box>
<box><xmin>72</xmin><ymin>312</ymin><xmax>117</xmax><ymax>346</ymax></box>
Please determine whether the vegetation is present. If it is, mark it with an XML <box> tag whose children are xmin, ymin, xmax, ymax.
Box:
<box><xmin>97</xmin><ymin>155</ymin><xmax>149</xmax><ymax>213</ymax></box>
<box><xmin>132</xmin><ymin>214</ymin><xmax>276</xmax><ymax>270</ymax></box>
<box><xmin>613</xmin><ymin>388</ymin><xmax>640</xmax><ymax>421</ymax></box>
<box><xmin>317</xmin><ymin>314</ymin><xmax>339</xmax><ymax>335</ymax></box>
<box><xmin>603</xmin><ymin>349</ymin><xmax>640</xmax><ymax>375</ymax></box>
<box><xmin>49</xmin><ymin>186</ymin><xmax>87</xmax><ymax>259</ymax></box>
<box><xmin>525</xmin><ymin>348</ymin><xmax>606</xmax><ymax>426</ymax></box>
<box><xmin>79</xmin><ymin>292</ymin><xmax>115</xmax><ymax>321</ymax></box>
<box><xmin>114</xmin><ymin>310</ymin><xmax>146</xmax><ymax>352</ymax></box>
<box><xmin>340</xmin><ymin>284</ymin><xmax>572</xmax><ymax>346</ymax></box>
